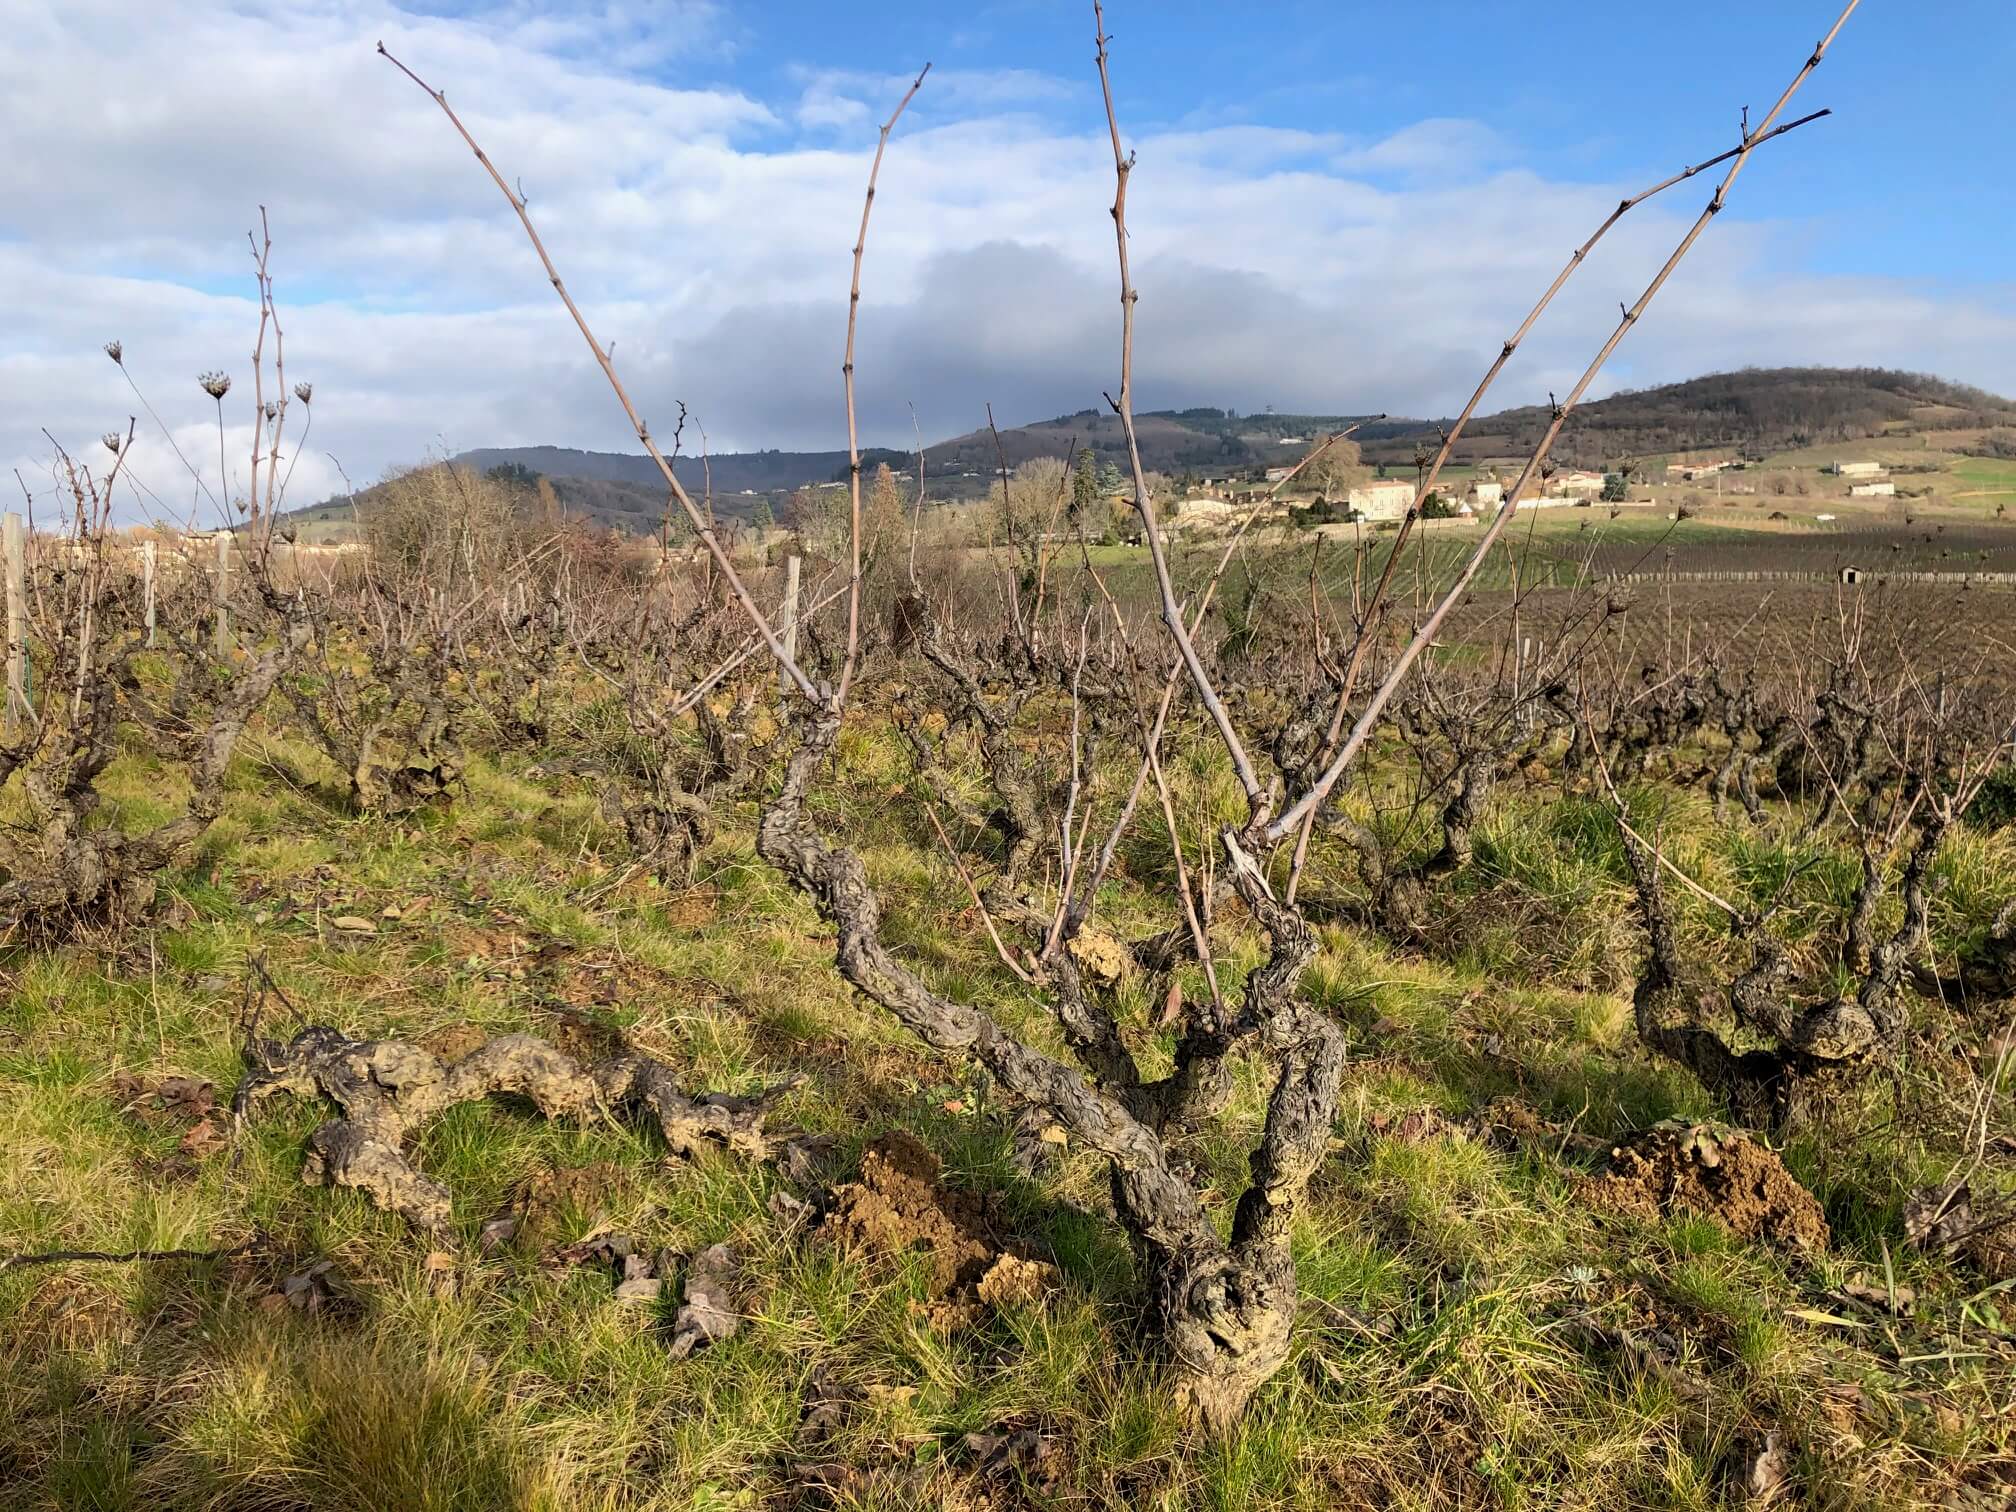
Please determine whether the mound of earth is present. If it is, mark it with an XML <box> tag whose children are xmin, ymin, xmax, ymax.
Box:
<box><xmin>819</xmin><ymin>1131</ymin><xmax>1056</xmax><ymax>1327</ymax></box>
<box><xmin>1576</xmin><ymin>1120</ymin><xmax>1830</xmax><ymax>1251</ymax></box>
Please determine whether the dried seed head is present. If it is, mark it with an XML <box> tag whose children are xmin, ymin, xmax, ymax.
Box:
<box><xmin>199</xmin><ymin>371</ymin><xmax>232</xmax><ymax>400</ymax></box>
<box><xmin>103</xmin><ymin>340</ymin><xmax>124</xmax><ymax>364</ymax></box>
<box><xmin>293</xmin><ymin>382</ymin><xmax>313</xmax><ymax>405</ymax></box>
<box><xmin>264</xmin><ymin>401</ymin><xmax>279</xmax><ymax>421</ymax></box>
<box><xmin>102</xmin><ymin>432</ymin><xmax>123</xmax><ymax>454</ymax></box>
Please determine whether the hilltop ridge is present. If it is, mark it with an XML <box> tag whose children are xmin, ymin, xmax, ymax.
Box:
<box><xmin>294</xmin><ymin>367</ymin><xmax>2016</xmax><ymax>537</ymax></box>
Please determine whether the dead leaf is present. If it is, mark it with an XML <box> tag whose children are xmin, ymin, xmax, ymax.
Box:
<box><xmin>273</xmin><ymin>1259</ymin><xmax>338</xmax><ymax>1313</ymax></box>
<box><xmin>779</xmin><ymin>1136</ymin><xmax>838</xmax><ymax>1187</ymax></box>
<box><xmin>667</xmin><ymin>1243</ymin><xmax>738</xmax><ymax>1359</ymax></box>
<box><xmin>423</xmin><ymin>1249</ymin><xmax>457</xmax><ymax>1297</ymax></box>
<box><xmin>329</xmin><ymin>915</ymin><xmax>377</xmax><ymax>934</ymax></box>
<box><xmin>547</xmin><ymin>1232</ymin><xmax>635</xmax><ymax>1273</ymax></box>
<box><xmin>1785</xmin><ymin>1307</ymin><xmax>1870</xmax><ymax>1329</ymax></box>
<box><xmin>1904</xmin><ymin>1185</ymin><xmax>1973</xmax><ymax>1252</ymax></box>
<box><xmin>1740</xmin><ymin>1431</ymin><xmax>1791</xmax><ymax>1506</ymax></box>
<box><xmin>962</xmin><ymin>1427</ymin><xmax>1056</xmax><ymax>1478</ymax></box>
<box><xmin>768</xmin><ymin>1190</ymin><xmax>816</xmax><ymax>1224</ymax></box>
<box><xmin>478</xmin><ymin>1212</ymin><xmax>520</xmax><ymax>1255</ymax></box>
<box><xmin>1833</xmin><ymin>1275</ymin><xmax>1916</xmax><ymax>1317</ymax></box>
<box><xmin>177</xmin><ymin>1117</ymin><xmax>227</xmax><ymax>1160</ymax></box>
<box><xmin>613</xmin><ymin>1276</ymin><xmax>664</xmax><ymax>1304</ymax></box>
<box><xmin>112</xmin><ymin>1072</ymin><xmax>217</xmax><ymax>1126</ymax></box>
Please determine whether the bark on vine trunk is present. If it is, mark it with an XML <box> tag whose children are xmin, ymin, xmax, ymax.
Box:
<box><xmin>756</xmin><ymin>715</ymin><xmax>1335</xmax><ymax>1427</ymax></box>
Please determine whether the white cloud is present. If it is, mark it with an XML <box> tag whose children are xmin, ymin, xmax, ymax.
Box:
<box><xmin>1332</xmin><ymin>118</ymin><xmax>1513</xmax><ymax>176</ymax></box>
<box><xmin>4</xmin><ymin>0</ymin><xmax>2013</xmax><ymax>523</ymax></box>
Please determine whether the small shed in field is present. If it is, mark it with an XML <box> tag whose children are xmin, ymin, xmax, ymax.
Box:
<box><xmin>1839</xmin><ymin>565</ymin><xmax>1866</xmax><ymax>585</ymax></box>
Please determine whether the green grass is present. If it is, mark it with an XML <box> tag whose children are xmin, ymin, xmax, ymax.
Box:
<box><xmin>1951</xmin><ymin>457</ymin><xmax>2016</xmax><ymax>505</ymax></box>
<box><xmin>2</xmin><ymin>710</ymin><xmax>2013</xmax><ymax>1509</ymax></box>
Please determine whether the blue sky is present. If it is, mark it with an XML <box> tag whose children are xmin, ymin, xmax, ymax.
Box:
<box><xmin>725</xmin><ymin>0</ymin><xmax>2013</xmax><ymax>280</ymax></box>
<box><xmin>4</xmin><ymin>0</ymin><xmax>2013</xmax><ymax>520</ymax></box>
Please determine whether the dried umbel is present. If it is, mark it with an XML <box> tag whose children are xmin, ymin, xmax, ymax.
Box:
<box><xmin>103</xmin><ymin>340</ymin><xmax>123</xmax><ymax>364</ymax></box>
<box><xmin>198</xmin><ymin>371</ymin><xmax>231</xmax><ymax>401</ymax></box>
<box><xmin>293</xmin><ymin>381</ymin><xmax>313</xmax><ymax>405</ymax></box>
<box><xmin>101</xmin><ymin>433</ymin><xmax>122</xmax><ymax>455</ymax></box>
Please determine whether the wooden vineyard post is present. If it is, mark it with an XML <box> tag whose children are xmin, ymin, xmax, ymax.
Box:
<box><xmin>3</xmin><ymin>511</ymin><xmax>25</xmax><ymax>738</ymax></box>
<box><xmin>780</xmin><ymin>553</ymin><xmax>801</xmax><ymax>695</ymax></box>
<box><xmin>142</xmin><ymin>539</ymin><xmax>158</xmax><ymax>648</ymax></box>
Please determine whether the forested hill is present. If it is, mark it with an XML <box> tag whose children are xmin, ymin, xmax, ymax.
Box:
<box><xmin>452</xmin><ymin>444</ymin><xmax>857</xmax><ymax>497</ymax></box>
<box><xmin>292</xmin><ymin>368</ymin><xmax>2016</xmax><ymax>538</ymax></box>
<box><xmin>1384</xmin><ymin>367</ymin><xmax>2016</xmax><ymax>470</ymax></box>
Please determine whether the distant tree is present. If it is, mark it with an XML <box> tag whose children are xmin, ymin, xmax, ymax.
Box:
<box><xmin>1298</xmin><ymin>438</ymin><xmax>1369</xmax><ymax>496</ymax></box>
<box><xmin>991</xmin><ymin>456</ymin><xmax>1069</xmax><ymax>560</ymax></box>
<box><xmin>486</xmin><ymin>462</ymin><xmax>538</xmax><ymax>488</ymax></box>
<box><xmin>864</xmin><ymin>462</ymin><xmax>908</xmax><ymax>566</ymax></box>
<box><xmin>1418</xmin><ymin>492</ymin><xmax>1457</xmax><ymax>519</ymax></box>
<box><xmin>1601</xmin><ymin>472</ymin><xmax>1629</xmax><ymax>503</ymax></box>
<box><xmin>751</xmin><ymin>498</ymin><xmax>774</xmax><ymax>533</ymax></box>
<box><xmin>788</xmin><ymin>486</ymin><xmax>848</xmax><ymax>560</ymax></box>
<box><xmin>1072</xmin><ymin>448</ymin><xmax>1098</xmax><ymax>523</ymax></box>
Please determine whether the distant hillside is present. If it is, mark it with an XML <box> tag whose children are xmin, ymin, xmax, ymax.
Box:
<box><xmin>1367</xmin><ymin>367</ymin><xmax>2016</xmax><ymax>470</ymax></box>
<box><xmin>453</xmin><ymin>444</ymin><xmax>864</xmax><ymax>499</ymax></box>
<box><xmin>295</xmin><ymin>368</ymin><xmax>2016</xmax><ymax>540</ymax></box>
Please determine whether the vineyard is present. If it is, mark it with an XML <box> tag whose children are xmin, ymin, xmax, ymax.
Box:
<box><xmin>3</xmin><ymin>5</ymin><xmax>2015</xmax><ymax>1510</ymax></box>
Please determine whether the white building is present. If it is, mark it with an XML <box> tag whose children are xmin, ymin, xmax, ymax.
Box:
<box><xmin>1834</xmin><ymin>460</ymin><xmax>1884</xmax><ymax>478</ymax></box>
<box><xmin>1849</xmin><ymin>481</ymin><xmax>1896</xmax><ymax>498</ymax></box>
<box><xmin>1469</xmin><ymin>480</ymin><xmax>1505</xmax><ymax>508</ymax></box>
<box><xmin>1263</xmin><ymin>466</ymin><xmax>1293</xmax><ymax>483</ymax></box>
<box><xmin>1174</xmin><ymin>496</ymin><xmax>1235</xmax><ymax>524</ymax></box>
<box><xmin>1554</xmin><ymin>471</ymin><xmax>1608</xmax><ymax>498</ymax></box>
<box><xmin>1345</xmin><ymin>479</ymin><xmax>1417</xmax><ymax>521</ymax></box>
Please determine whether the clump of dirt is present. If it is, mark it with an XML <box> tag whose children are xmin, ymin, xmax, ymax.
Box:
<box><xmin>416</xmin><ymin>1023</ymin><xmax>490</xmax><ymax>1062</ymax></box>
<box><xmin>1576</xmin><ymin>1120</ymin><xmax>1831</xmax><ymax>1251</ymax></box>
<box><xmin>819</xmin><ymin>1132</ymin><xmax>1056</xmax><ymax>1328</ymax></box>
<box><xmin>975</xmin><ymin>1254</ymin><xmax>1054</xmax><ymax>1310</ymax></box>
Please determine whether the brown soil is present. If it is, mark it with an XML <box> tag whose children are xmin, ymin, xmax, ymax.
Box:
<box><xmin>416</xmin><ymin>1023</ymin><xmax>490</xmax><ymax>1062</ymax></box>
<box><xmin>818</xmin><ymin>1132</ymin><xmax>1055</xmax><ymax>1328</ymax></box>
<box><xmin>1576</xmin><ymin>1121</ymin><xmax>1831</xmax><ymax>1251</ymax></box>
